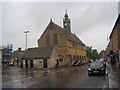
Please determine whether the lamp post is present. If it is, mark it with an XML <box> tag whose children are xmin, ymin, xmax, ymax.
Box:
<box><xmin>24</xmin><ymin>31</ymin><xmax>29</xmax><ymax>50</ymax></box>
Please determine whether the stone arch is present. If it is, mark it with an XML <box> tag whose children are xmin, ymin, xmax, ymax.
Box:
<box><xmin>59</xmin><ymin>55</ymin><xmax>64</xmax><ymax>61</ymax></box>
<box><xmin>59</xmin><ymin>55</ymin><xmax>65</xmax><ymax>65</ymax></box>
<box><xmin>84</xmin><ymin>56</ymin><xmax>86</xmax><ymax>60</ymax></box>
<box><xmin>80</xmin><ymin>56</ymin><xmax>81</xmax><ymax>61</ymax></box>
<box><xmin>76</xmin><ymin>55</ymin><xmax>79</xmax><ymax>61</ymax></box>
<box><xmin>73</xmin><ymin>55</ymin><xmax>76</xmax><ymax>62</ymax></box>
<box><xmin>82</xmin><ymin>56</ymin><xmax>84</xmax><ymax>61</ymax></box>
<box><xmin>66</xmin><ymin>55</ymin><xmax>72</xmax><ymax>66</ymax></box>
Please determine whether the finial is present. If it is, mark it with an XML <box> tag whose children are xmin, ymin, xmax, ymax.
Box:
<box><xmin>66</xmin><ymin>9</ymin><xmax>67</xmax><ymax>13</ymax></box>
<box><xmin>50</xmin><ymin>18</ymin><xmax>52</xmax><ymax>22</ymax></box>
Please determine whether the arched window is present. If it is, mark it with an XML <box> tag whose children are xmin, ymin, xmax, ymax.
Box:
<box><xmin>59</xmin><ymin>58</ymin><xmax>63</xmax><ymax>62</ymax></box>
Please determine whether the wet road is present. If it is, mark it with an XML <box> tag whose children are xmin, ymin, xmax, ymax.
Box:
<box><xmin>2</xmin><ymin>64</ymin><xmax>108</xmax><ymax>88</ymax></box>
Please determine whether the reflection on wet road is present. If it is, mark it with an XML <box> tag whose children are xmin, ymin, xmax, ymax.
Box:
<box><xmin>2</xmin><ymin>65</ymin><xmax>108</xmax><ymax>88</ymax></box>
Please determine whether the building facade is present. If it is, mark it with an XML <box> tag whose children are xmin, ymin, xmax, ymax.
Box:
<box><xmin>22</xmin><ymin>47</ymin><xmax>59</xmax><ymax>69</ymax></box>
<box><xmin>106</xmin><ymin>14</ymin><xmax>120</xmax><ymax>67</ymax></box>
<box><xmin>38</xmin><ymin>11</ymin><xmax>87</xmax><ymax>67</ymax></box>
<box><xmin>0</xmin><ymin>48</ymin><xmax>2</xmax><ymax>66</ymax></box>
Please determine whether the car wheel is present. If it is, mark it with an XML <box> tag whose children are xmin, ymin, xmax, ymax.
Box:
<box><xmin>102</xmin><ymin>70</ymin><xmax>106</xmax><ymax>76</ymax></box>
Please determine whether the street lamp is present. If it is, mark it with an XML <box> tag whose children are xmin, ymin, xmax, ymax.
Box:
<box><xmin>24</xmin><ymin>31</ymin><xmax>29</xmax><ymax>50</ymax></box>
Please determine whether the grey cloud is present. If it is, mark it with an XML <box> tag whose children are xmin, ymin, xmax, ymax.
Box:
<box><xmin>2</xmin><ymin>2</ymin><xmax>118</xmax><ymax>51</ymax></box>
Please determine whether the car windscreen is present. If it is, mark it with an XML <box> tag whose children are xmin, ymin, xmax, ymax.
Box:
<box><xmin>90</xmin><ymin>62</ymin><xmax>103</xmax><ymax>67</ymax></box>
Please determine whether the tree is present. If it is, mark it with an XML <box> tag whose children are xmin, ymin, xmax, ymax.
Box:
<box><xmin>86</xmin><ymin>46</ymin><xmax>100</xmax><ymax>61</ymax></box>
<box><xmin>99</xmin><ymin>50</ymin><xmax>105</xmax><ymax>58</ymax></box>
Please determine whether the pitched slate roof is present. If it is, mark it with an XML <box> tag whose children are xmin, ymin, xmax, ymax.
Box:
<box><xmin>22</xmin><ymin>47</ymin><xmax>54</xmax><ymax>59</ymax></box>
<box><xmin>47</xmin><ymin>21</ymin><xmax>85</xmax><ymax>46</ymax></box>
<box><xmin>12</xmin><ymin>51</ymin><xmax>25</xmax><ymax>58</ymax></box>
<box><xmin>66</xmin><ymin>32</ymin><xmax>85</xmax><ymax>46</ymax></box>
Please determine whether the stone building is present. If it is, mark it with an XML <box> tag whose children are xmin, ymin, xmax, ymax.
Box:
<box><xmin>22</xmin><ymin>11</ymin><xmax>87</xmax><ymax>69</ymax></box>
<box><xmin>22</xmin><ymin>47</ymin><xmax>58</xmax><ymax>69</ymax></box>
<box><xmin>106</xmin><ymin>14</ymin><xmax>120</xmax><ymax>67</ymax></box>
<box><xmin>38</xmin><ymin>11</ymin><xmax>86</xmax><ymax>67</ymax></box>
<box><xmin>0</xmin><ymin>48</ymin><xmax>1</xmax><ymax>59</ymax></box>
<box><xmin>11</xmin><ymin>48</ymin><xmax>25</xmax><ymax>66</ymax></box>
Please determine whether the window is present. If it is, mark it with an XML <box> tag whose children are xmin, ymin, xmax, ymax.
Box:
<box><xmin>54</xmin><ymin>34</ymin><xmax>57</xmax><ymax>45</ymax></box>
<box><xmin>39</xmin><ymin>61</ymin><xmax>42</xmax><ymax>63</ymax></box>
<box><xmin>59</xmin><ymin>58</ymin><xmax>63</xmax><ymax>62</ymax></box>
<box><xmin>46</xmin><ymin>34</ymin><xmax>50</xmax><ymax>46</ymax></box>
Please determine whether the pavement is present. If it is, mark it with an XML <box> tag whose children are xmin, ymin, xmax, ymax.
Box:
<box><xmin>106</xmin><ymin>62</ymin><xmax>120</xmax><ymax>89</ymax></box>
<box><xmin>0</xmin><ymin>65</ymin><xmax>2</xmax><ymax>90</ymax></box>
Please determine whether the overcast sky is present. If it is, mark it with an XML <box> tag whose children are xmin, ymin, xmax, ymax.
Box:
<box><xmin>2</xmin><ymin>2</ymin><xmax>119</xmax><ymax>52</ymax></box>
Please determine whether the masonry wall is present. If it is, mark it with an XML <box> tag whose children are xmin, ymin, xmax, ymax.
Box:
<box><xmin>48</xmin><ymin>48</ymin><xmax>59</xmax><ymax>68</ymax></box>
<box><xmin>38</xmin><ymin>21</ymin><xmax>87</xmax><ymax>67</ymax></box>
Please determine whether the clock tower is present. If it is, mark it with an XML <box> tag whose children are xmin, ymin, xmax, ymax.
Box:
<box><xmin>63</xmin><ymin>9</ymin><xmax>71</xmax><ymax>33</ymax></box>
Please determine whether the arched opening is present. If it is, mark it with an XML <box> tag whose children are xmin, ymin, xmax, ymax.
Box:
<box><xmin>66</xmin><ymin>55</ymin><xmax>72</xmax><ymax>66</ymax></box>
<box><xmin>76</xmin><ymin>55</ymin><xmax>79</xmax><ymax>61</ymax></box>
<box><xmin>59</xmin><ymin>55</ymin><xmax>65</xmax><ymax>67</ymax></box>
<box><xmin>73</xmin><ymin>55</ymin><xmax>76</xmax><ymax>62</ymax></box>
<box><xmin>79</xmin><ymin>56</ymin><xmax>81</xmax><ymax>61</ymax></box>
<box><xmin>82</xmin><ymin>56</ymin><xmax>83</xmax><ymax>60</ymax></box>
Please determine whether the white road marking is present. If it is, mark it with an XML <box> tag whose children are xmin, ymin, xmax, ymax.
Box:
<box><xmin>13</xmin><ymin>80</ymin><xmax>20</xmax><ymax>82</ymax></box>
<box><xmin>19</xmin><ymin>76</ymin><xmax>24</xmax><ymax>78</ymax></box>
<box><xmin>17</xmin><ymin>76</ymin><xmax>24</xmax><ymax>78</ymax></box>
<box><xmin>26</xmin><ymin>77</ymin><xmax>32</xmax><ymax>79</ymax></box>
<box><xmin>37</xmin><ymin>75</ymin><xmax>41</xmax><ymax>77</ymax></box>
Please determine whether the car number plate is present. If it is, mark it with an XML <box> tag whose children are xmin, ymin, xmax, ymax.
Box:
<box><xmin>93</xmin><ymin>71</ymin><xmax>98</xmax><ymax>73</ymax></box>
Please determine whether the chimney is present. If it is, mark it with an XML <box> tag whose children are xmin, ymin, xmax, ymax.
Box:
<box><xmin>18</xmin><ymin>48</ymin><xmax>21</xmax><ymax>52</ymax></box>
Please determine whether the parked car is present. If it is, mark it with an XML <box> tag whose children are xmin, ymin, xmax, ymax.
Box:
<box><xmin>73</xmin><ymin>61</ymin><xmax>85</xmax><ymax>66</ymax></box>
<box><xmin>88</xmin><ymin>61</ymin><xmax>106</xmax><ymax>76</ymax></box>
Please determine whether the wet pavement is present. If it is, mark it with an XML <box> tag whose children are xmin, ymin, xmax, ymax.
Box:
<box><xmin>0</xmin><ymin>65</ymin><xmax>2</xmax><ymax>89</ymax></box>
<box><xmin>107</xmin><ymin>63</ymin><xmax>120</xmax><ymax>89</ymax></box>
<box><xmin>2</xmin><ymin>63</ymin><xmax>119</xmax><ymax>89</ymax></box>
<box><xmin>2</xmin><ymin>65</ymin><xmax>87</xmax><ymax>88</ymax></box>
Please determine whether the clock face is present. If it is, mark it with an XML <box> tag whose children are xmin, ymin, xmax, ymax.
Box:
<box><xmin>65</xmin><ymin>23</ymin><xmax>67</xmax><ymax>26</ymax></box>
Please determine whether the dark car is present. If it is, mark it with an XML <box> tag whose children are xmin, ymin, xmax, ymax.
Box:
<box><xmin>88</xmin><ymin>61</ymin><xmax>106</xmax><ymax>76</ymax></box>
<box><xmin>73</xmin><ymin>61</ymin><xmax>85</xmax><ymax>66</ymax></box>
<box><xmin>97</xmin><ymin>59</ymin><xmax>106</xmax><ymax>68</ymax></box>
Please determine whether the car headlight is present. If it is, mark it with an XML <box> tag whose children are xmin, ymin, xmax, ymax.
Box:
<box><xmin>88</xmin><ymin>68</ymin><xmax>91</xmax><ymax>70</ymax></box>
<box><xmin>101</xmin><ymin>67</ymin><xmax>104</xmax><ymax>70</ymax></box>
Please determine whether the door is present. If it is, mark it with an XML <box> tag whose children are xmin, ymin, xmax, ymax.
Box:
<box><xmin>43</xmin><ymin>59</ymin><xmax>47</xmax><ymax>68</ymax></box>
<box><xmin>56</xmin><ymin>59</ymin><xmax>59</xmax><ymax>68</ymax></box>
<box><xmin>20</xmin><ymin>60</ymin><xmax>23</xmax><ymax>68</ymax></box>
<box><xmin>17</xmin><ymin>59</ymin><xmax>19</xmax><ymax>65</ymax></box>
<box><xmin>30</xmin><ymin>60</ymin><xmax>33</xmax><ymax>68</ymax></box>
<box><xmin>25</xmin><ymin>59</ymin><xmax>28</xmax><ymax>68</ymax></box>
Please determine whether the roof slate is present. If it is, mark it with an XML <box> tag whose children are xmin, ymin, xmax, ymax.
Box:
<box><xmin>49</xmin><ymin>21</ymin><xmax>85</xmax><ymax>46</ymax></box>
<box><xmin>22</xmin><ymin>47</ymin><xmax>54</xmax><ymax>59</ymax></box>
